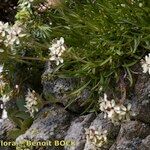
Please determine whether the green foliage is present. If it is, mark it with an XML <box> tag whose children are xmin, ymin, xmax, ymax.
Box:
<box><xmin>0</xmin><ymin>0</ymin><xmax>150</xmax><ymax>116</ymax></box>
<box><xmin>7</xmin><ymin>128</ymin><xmax>25</xmax><ymax>139</ymax></box>
<box><xmin>5</xmin><ymin>96</ymin><xmax>33</xmax><ymax>139</ymax></box>
<box><xmin>47</xmin><ymin>0</ymin><xmax>150</xmax><ymax>100</ymax></box>
<box><xmin>7</xmin><ymin>111</ymin><xmax>33</xmax><ymax>139</ymax></box>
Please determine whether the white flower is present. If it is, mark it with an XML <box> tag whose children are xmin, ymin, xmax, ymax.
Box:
<box><xmin>15</xmin><ymin>85</ymin><xmax>19</xmax><ymax>89</ymax></box>
<box><xmin>38</xmin><ymin>4</ymin><xmax>48</xmax><ymax>12</ymax></box>
<box><xmin>0</xmin><ymin>65</ymin><xmax>3</xmax><ymax>73</ymax></box>
<box><xmin>25</xmin><ymin>89</ymin><xmax>39</xmax><ymax>117</ymax></box>
<box><xmin>49</xmin><ymin>37</ymin><xmax>65</xmax><ymax>53</ymax></box>
<box><xmin>19</xmin><ymin>0</ymin><xmax>33</xmax><ymax>9</ymax></box>
<box><xmin>1</xmin><ymin>108</ymin><xmax>8</xmax><ymax>119</ymax></box>
<box><xmin>49</xmin><ymin>51</ymin><xmax>64</xmax><ymax>65</ymax></box>
<box><xmin>121</xmin><ymin>4</ymin><xmax>126</xmax><ymax>7</ymax></box>
<box><xmin>141</xmin><ymin>53</ymin><xmax>150</xmax><ymax>74</ymax></box>
<box><xmin>49</xmin><ymin>37</ymin><xmax>66</xmax><ymax>65</ymax></box>
<box><xmin>99</xmin><ymin>94</ymin><xmax>112</xmax><ymax>111</ymax></box>
<box><xmin>85</xmin><ymin>126</ymin><xmax>107</xmax><ymax>148</ymax></box>
<box><xmin>114</xmin><ymin>105</ymin><xmax>127</xmax><ymax>115</ymax></box>
<box><xmin>4</xmin><ymin>23</ymin><xmax>26</xmax><ymax>46</ymax></box>
<box><xmin>99</xmin><ymin>93</ymin><xmax>132</xmax><ymax>124</ymax></box>
<box><xmin>99</xmin><ymin>94</ymin><xmax>116</xmax><ymax>119</ymax></box>
<box><xmin>0</xmin><ymin>104</ymin><xmax>3</xmax><ymax>109</ymax></box>
<box><xmin>107</xmin><ymin>109</ymin><xmax>115</xmax><ymax>118</ymax></box>
<box><xmin>0</xmin><ymin>49</ymin><xmax>4</xmax><ymax>52</ymax></box>
<box><xmin>0</xmin><ymin>95</ymin><xmax>10</xmax><ymax>103</ymax></box>
<box><xmin>0</xmin><ymin>21</ymin><xmax>9</xmax><ymax>37</ymax></box>
<box><xmin>139</xmin><ymin>3</ymin><xmax>143</xmax><ymax>7</ymax></box>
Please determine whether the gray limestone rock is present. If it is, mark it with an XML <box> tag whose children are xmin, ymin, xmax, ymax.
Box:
<box><xmin>0</xmin><ymin>119</ymin><xmax>16</xmax><ymax>140</ymax></box>
<box><xmin>110</xmin><ymin>121</ymin><xmax>150</xmax><ymax>150</ymax></box>
<box><xmin>64</xmin><ymin>113</ymin><xmax>95</xmax><ymax>150</ymax></box>
<box><xmin>42</xmin><ymin>62</ymin><xmax>90</xmax><ymax>113</ymax></box>
<box><xmin>16</xmin><ymin>105</ymin><xmax>73</xmax><ymax>150</ymax></box>
<box><xmin>0</xmin><ymin>119</ymin><xmax>16</xmax><ymax>150</ymax></box>
<box><xmin>140</xmin><ymin>135</ymin><xmax>150</xmax><ymax>150</ymax></box>
<box><xmin>131</xmin><ymin>74</ymin><xmax>150</xmax><ymax>124</ymax></box>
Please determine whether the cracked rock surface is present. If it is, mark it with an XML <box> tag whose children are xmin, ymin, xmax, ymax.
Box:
<box><xmin>16</xmin><ymin>105</ymin><xmax>73</xmax><ymax>150</ymax></box>
<box><xmin>110</xmin><ymin>121</ymin><xmax>150</xmax><ymax>150</ymax></box>
<box><xmin>1</xmin><ymin>65</ymin><xmax>150</xmax><ymax>150</ymax></box>
<box><xmin>42</xmin><ymin>62</ymin><xmax>91</xmax><ymax>113</ymax></box>
<box><xmin>64</xmin><ymin>113</ymin><xmax>95</xmax><ymax>150</ymax></box>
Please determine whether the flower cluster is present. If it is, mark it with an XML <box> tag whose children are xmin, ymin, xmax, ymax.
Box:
<box><xmin>0</xmin><ymin>22</ymin><xmax>9</xmax><ymax>38</ymax></box>
<box><xmin>0</xmin><ymin>21</ymin><xmax>26</xmax><ymax>47</ymax></box>
<box><xmin>141</xmin><ymin>53</ymin><xmax>150</xmax><ymax>75</ymax></box>
<box><xmin>99</xmin><ymin>94</ymin><xmax>132</xmax><ymax>125</ymax></box>
<box><xmin>49</xmin><ymin>37</ymin><xmax>66</xmax><ymax>65</ymax></box>
<box><xmin>19</xmin><ymin>0</ymin><xmax>33</xmax><ymax>9</ymax></box>
<box><xmin>85</xmin><ymin>126</ymin><xmax>107</xmax><ymax>148</ymax></box>
<box><xmin>38</xmin><ymin>0</ymin><xmax>62</xmax><ymax>12</ymax></box>
<box><xmin>25</xmin><ymin>89</ymin><xmax>39</xmax><ymax>118</ymax></box>
<box><xmin>0</xmin><ymin>94</ymin><xmax>10</xmax><ymax>103</ymax></box>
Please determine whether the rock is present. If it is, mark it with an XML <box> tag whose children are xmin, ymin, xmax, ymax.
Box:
<box><xmin>43</xmin><ymin>77</ymin><xmax>75</xmax><ymax>101</ymax></box>
<box><xmin>64</xmin><ymin>113</ymin><xmax>95</xmax><ymax>150</ymax></box>
<box><xmin>110</xmin><ymin>138</ymin><xmax>142</xmax><ymax>150</ymax></box>
<box><xmin>110</xmin><ymin>121</ymin><xmax>150</xmax><ymax>150</ymax></box>
<box><xmin>42</xmin><ymin>62</ymin><xmax>90</xmax><ymax>113</ymax></box>
<box><xmin>0</xmin><ymin>101</ymin><xmax>3</xmax><ymax>118</ymax></box>
<box><xmin>134</xmin><ymin>74</ymin><xmax>150</xmax><ymax>100</ymax></box>
<box><xmin>16</xmin><ymin>105</ymin><xmax>73</xmax><ymax>150</ymax></box>
<box><xmin>0</xmin><ymin>119</ymin><xmax>16</xmax><ymax>140</ymax></box>
<box><xmin>131</xmin><ymin>74</ymin><xmax>150</xmax><ymax>124</ymax></box>
<box><xmin>118</xmin><ymin>121</ymin><xmax>150</xmax><ymax>139</ymax></box>
<box><xmin>0</xmin><ymin>119</ymin><xmax>16</xmax><ymax>150</ymax></box>
<box><xmin>140</xmin><ymin>135</ymin><xmax>150</xmax><ymax>150</ymax></box>
<box><xmin>84</xmin><ymin>113</ymin><xmax>120</xmax><ymax>150</ymax></box>
<box><xmin>0</xmin><ymin>0</ymin><xmax>18</xmax><ymax>23</ymax></box>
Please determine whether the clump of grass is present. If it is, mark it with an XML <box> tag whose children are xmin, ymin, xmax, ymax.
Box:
<box><xmin>47</xmin><ymin>0</ymin><xmax>150</xmax><ymax>107</ymax></box>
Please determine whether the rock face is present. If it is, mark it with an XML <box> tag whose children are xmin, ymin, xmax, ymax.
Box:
<box><xmin>131</xmin><ymin>74</ymin><xmax>150</xmax><ymax>124</ymax></box>
<box><xmin>1</xmin><ymin>64</ymin><xmax>150</xmax><ymax>150</ymax></box>
<box><xmin>0</xmin><ymin>101</ymin><xmax>3</xmax><ymax>118</ymax></box>
<box><xmin>42</xmin><ymin>62</ymin><xmax>90</xmax><ymax>113</ymax></box>
<box><xmin>41</xmin><ymin>71</ymin><xmax>150</xmax><ymax>149</ymax></box>
<box><xmin>64</xmin><ymin>114</ymin><xmax>95</xmax><ymax>150</ymax></box>
<box><xmin>0</xmin><ymin>119</ymin><xmax>15</xmax><ymax>140</ymax></box>
<box><xmin>0</xmin><ymin>119</ymin><xmax>15</xmax><ymax>150</ymax></box>
<box><xmin>110</xmin><ymin>121</ymin><xmax>150</xmax><ymax>150</ymax></box>
<box><xmin>140</xmin><ymin>135</ymin><xmax>150</xmax><ymax>150</ymax></box>
<box><xmin>16</xmin><ymin>105</ymin><xmax>73</xmax><ymax>149</ymax></box>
